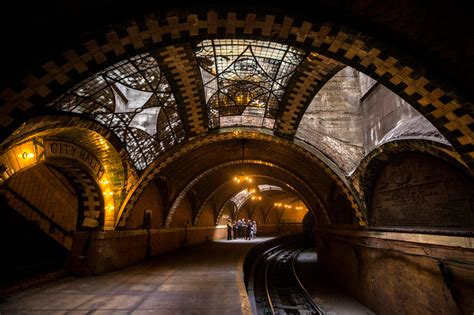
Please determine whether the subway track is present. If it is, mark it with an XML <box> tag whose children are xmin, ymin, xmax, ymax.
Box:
<box><xmin>247</xmin><ymin>240</ymin><xmax>325</xmax><ymax>315</ymax></box>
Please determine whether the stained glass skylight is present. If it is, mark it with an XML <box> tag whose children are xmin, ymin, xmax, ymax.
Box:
<box><xmin>230</xmin><ymin>189</ymin><xmax>253</xmax><ymax>209</ymax></box>
<box><xmin>49</xmin><ymin>54</ymin><xmax>185</xmax><ymax>170</ymax></box>
<box><xmin>195</xmin><ymin>39</ymin><xmax>305</xmax><ymax>129</ymax></box>
<box><xmin>258</xmin><ymin>184</ymin><xmax>282</xmax><ymax>192</ymax></box>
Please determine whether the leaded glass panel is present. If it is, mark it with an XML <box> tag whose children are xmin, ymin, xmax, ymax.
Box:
<box><xmin>195</xmin><ymin>39</ymin><xmax>305</xmax><ymax>129</ymax></box>
<box><xmin>48</xmin><ymin>53</ymin><xmax>185</xmax><ymax>170</ymax></box>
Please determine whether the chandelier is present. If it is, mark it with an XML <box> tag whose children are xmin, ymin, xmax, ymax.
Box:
<box><xmin>233</xmin><ymin>139</ymin><xmax>253</xmax><ymax>183</ymax></box>
<box><xmin>233</xmin><ymin>175</ymin><xmax>252</xmax><ymax>183</ymax></box>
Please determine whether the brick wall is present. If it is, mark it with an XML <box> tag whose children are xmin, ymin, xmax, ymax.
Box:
<box><xmin>125</xmin><ymin>181</ymin><xmax>164</xmax><ymax>229</ymax></box>
<box><xmin>316</xmin><ymin>229</ymin><xmax>474</xmax><ymax>314</ymax></box>
<box><xmin>370</xmin><ymin>153</ymin><xmax>474</xmax><ymax>229</ymax></box>
<box><xmin>69</xmin><ymin>226</ymin><xmax>227</xmax><ymax>274</ymax></box>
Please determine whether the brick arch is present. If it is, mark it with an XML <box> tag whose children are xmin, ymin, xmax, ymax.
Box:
<box><xmin>47</xmin><ymin>160</ymin><xmax>105</xmax><ymax>230</ymax></box>
<box><xmin>1</xmin><ymin>115</ymin><xmax>124</xmax><ymax>155</ymax></box>
<box><xmin>0</xmin><ymin>163</ymin><xmax>77</xmax><ymax>250</ymax></box>
<box><xmin>194</xmin><ymin>176</ymin><xmax>292</xmax><ymax>227</ymax></box>
<box><xmin>194</xmin><ymin>182</ymin><xmax>230</xmax><ymax>226</ymax></box>
<box><xmin>275</xmin><ymin>54</ymin><xmax>345</xmax><ymax>137</ymax></box>
<box><xmin>164</xmin><ymin>160</ymin><xmax>325</xmax><ymax>228</ymax></box>
<box><xmin>0</xmin><ymin>9</ymin><xmax>471</xmax><ymax>170</ymax></box>
<box><xmin>212</xmin><ymin>189</ymin><xmax>241</xmax><ymax>227</ymax></box>
<box><xmin>116</xmin><ymin>130</ymin><xmax>364</xmax><ymax>228</ymax></box>
<box><xmin>151</xmin><ymin>44</ymin><xmax>208</xmax><ymax>135</ymax></box>
<box><xmin>2</xmin><ymin>158</ymin><xmax>104</xmax><ymax>233</ymax></box>
<box><xmin>0</xmin><ymin>120</ymin><xmax>130</xmax><ymax>230</ymax></box>
<box><xmin>352</xmin><ymin>139</ymin><xmax>471</xmax><ymax>211</ymax></box>
<box><xmin>0</xmin><ymin>115</ymin><xmax>132</xmax><ymax>193</ymax></box>
<box><xmin>212</xmin><ymin>174</ymin><xmax>317</xmax><ymax>228</ymax></box>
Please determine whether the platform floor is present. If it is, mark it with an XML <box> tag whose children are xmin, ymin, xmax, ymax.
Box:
<box><xmin>0</xmin><ymin>237</ymin><xmax>269</xmax><ymax>314</ymax></box>
<box><xmin>0</xmin><ymin>237</ymin><xmax>373</xmax><ymax>314</ymax></box>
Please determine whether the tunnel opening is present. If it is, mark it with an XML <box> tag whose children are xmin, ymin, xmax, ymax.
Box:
<box><xmin>0</xmin><ymin>202</ymin><xmax>68</xmax><ymax>289</ymax></box>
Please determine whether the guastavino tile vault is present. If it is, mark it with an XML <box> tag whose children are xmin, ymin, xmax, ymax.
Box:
<box><xmin>0</xmin><ymin>1</ymin><xmax>472</xmax><ymax>314</ymax></box>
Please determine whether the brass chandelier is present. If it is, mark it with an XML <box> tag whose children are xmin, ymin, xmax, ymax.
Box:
<box><xmin>233</xmin><ymin>139</ymin><xmax>253</xmax><ymax>184</ymax></box>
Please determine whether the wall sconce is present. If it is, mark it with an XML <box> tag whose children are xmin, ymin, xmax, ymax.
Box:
<box><xmin>21</xmin><ymin>152</ymin><xmax>35</xmax><ymax>159</ymax></box>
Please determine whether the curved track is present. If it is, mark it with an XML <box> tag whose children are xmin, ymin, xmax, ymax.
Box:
<box><xmin>248</xmin><ymin>241</ymin><xmax>325</xmax><ymax>315</ymax></box>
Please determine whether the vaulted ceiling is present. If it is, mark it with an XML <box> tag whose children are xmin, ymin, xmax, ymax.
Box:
<box><xmin>0</xmin><ymin>1</ymin><xmax>472</xmax><ymax>230</ymax></box>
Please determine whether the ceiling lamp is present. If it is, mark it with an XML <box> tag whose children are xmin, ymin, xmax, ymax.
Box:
<box><xmin>233</xmin><ymin>139</ymin><xmax>253</xmax><ymax>183</ymax></box>
<box><xmin>250</xmin><ymin>195</ymin><xmax>262</xmax><ymax>201</ymax></box>
<box><xmin>233</xmin><ymin>175</ymin><xmax>252</xmax><ymax>183</ymax></box>
<box><xmin>273</xmin><ymin>203</ymin><xmax>293</xmax><ymax>209</ymax></box>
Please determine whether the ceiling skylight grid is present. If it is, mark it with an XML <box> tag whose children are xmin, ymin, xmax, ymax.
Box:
<box><xmin>195</xmin><ymin>39</ymin><xmax>305</xmax><ymax>129</ymax></box>
<box><xmin>49</xmin><ymin>53</ymin><xmax>185</xmax><ymax>171</ymax></box>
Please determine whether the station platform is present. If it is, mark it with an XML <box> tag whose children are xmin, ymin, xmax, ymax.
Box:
<box><xmin>0</xmin><ymin>237</ymin><xmax>269</xmax><ymax>314</ymax></box>
<box><xmin>0</xmin><ymin>237</ymin><xmax>373</xmax><ymax>314</ymax></box>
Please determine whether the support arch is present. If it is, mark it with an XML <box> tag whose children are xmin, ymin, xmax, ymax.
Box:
<box><xmin>0</xmin><ymin>8</ymin><xmax>471</xmax><ymax>171</ymax></box>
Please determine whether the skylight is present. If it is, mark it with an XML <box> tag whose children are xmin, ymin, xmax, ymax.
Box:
<box><xmin>49</xmin><ymin>53</ymin><xmax>185</xmax><ymax>170</ymax></box>
<box><xmin>258</xmin><ymin>184</ymin><xmax>282</xmax><ymax>192</ymax></box>
<box><xmin>195</xmin><ymin>39</ymin><xmax>305</xmax><ymax>129</ymax></box>
<box><xmin>230</xmin><ymin>189</ymin><xmax>253</xmax><ymax>209</ymax></box>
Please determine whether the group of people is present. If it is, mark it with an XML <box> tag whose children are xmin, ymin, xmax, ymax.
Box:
<box><xmin>227</xmin><ymin>219</ymin><xmax>257</xmax><ymax>240</ymax></box>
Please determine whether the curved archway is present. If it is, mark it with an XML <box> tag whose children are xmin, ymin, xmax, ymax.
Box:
<box><xmin>165</xmin><ymin>160</ymin><xmax>326</xmax><ymax>228</ymax></box>
<box><xmin>117</xmin><ymin>130</ymin><xmax>364</xmax><ymax>228</ymax></box>
<box><xmin>0</xmin><ymin>8</ymin><xmax>471</xmax><ymax>171</ymax></box>
<box><xmin>0</xmin><ymin>121</ymin><xmax>127</xmax><ymax>230</ymax></box>
<box><xmin>213</xmin><ymin>175</ymin><xmax>314</xmax><ymax>227</ymax></box>
<box><xmin>352</xmin><ymin>139</ymin><xmax>471</xmax><ymax>209</ymax></box>
<box><xmin>364</xmin><ymin>151</ymin><xmax>474</xmax><ymax>231</ymax></box>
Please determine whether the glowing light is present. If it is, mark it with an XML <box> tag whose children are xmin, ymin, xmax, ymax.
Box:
<box><xmin>233</xmin><ymin>174</ymin><xmax>253</xmax><ymax>183</ymax></box>
<box><xmin>21</xmin><ymin>152</ymin><xmax>35</xmax><ymax>159</ymax></box>
<box><xmin>251</xmin><ymin>195</ymin><xmax>262</xmax><ymax>201</ymax></box>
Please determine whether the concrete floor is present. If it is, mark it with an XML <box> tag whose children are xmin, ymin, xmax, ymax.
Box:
<box><xmin>1</xmin><ymin>238</ymin><xmax>375</xmax><ymax>314</ymax></box>
<box><xmin>0</xmin><ymin>238</ymin><xmax>270</xmax><ymax>314</ymax></box>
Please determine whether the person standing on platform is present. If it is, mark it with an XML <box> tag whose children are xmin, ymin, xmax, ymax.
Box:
<box><xmin>236</xmin><ymin>220</ymin><xmax>241</xmax><ymax>239</ymax></box>
<box><xmin>252</xmin><ymin>220</ymin><xmax>257</xmax><ymax>239</ymax></box>
<box><xmin>246</xmin><ymin>220</ymin><xmax>252</xmax><ymax>240</ymax></box>
<box><xmin>227</xmin><ymin>219</ymin><xmax>233</xmax><ymax>240</ymax></box>
<box><xmin>232</xmin><ymin>221</ymin><xmax>237</xmax><ymax>239</ymax></box>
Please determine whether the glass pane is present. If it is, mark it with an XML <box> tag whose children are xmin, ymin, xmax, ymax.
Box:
<box><xmin>47</xmin><ymin>53</ymin><xmax>185</xmax><ymax>170</ymax></box>
<box><xmin>195</xmin><ymin>39</ymin><xmax>305</xmax><ymax>130</ymax></box>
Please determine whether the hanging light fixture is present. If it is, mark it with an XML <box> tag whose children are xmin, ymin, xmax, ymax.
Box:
<box><xmin>233</xmin><ymin>139</ymin><xmax>253</xmax><ymax>183</ymax></box>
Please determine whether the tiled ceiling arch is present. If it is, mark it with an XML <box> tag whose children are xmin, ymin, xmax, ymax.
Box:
<box><xmin>163</xmin><ymin>160</ymin><xmax>326</xmax><ymax>228</ymax></box>
<box><xmin>47</xmin><ymin>53</ymin><xmax>186</xmax><ymax>171</ymax></box>
<box><xmin>0</xmin><ymin>9</ymin><xmax>471</xmax><ymax>171</ymax></box>
<box><xmin>275</xmin><ymin>53</ymin><xmax>345</xmax><ymax>136</ymax></box>
<box><xmin>152</xmin><ymin>44</ymin><xmax>208</xmax><ymax>135</ymax></box>
<box><xmin>165</xmin><ymin>161</ymin><xmax>313</xmax><ymax>228</ymax></box>
<box><xmin>115</xmin><ymin>131</ymin><xmax>363</xmax><ymax>229</ymax></box>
